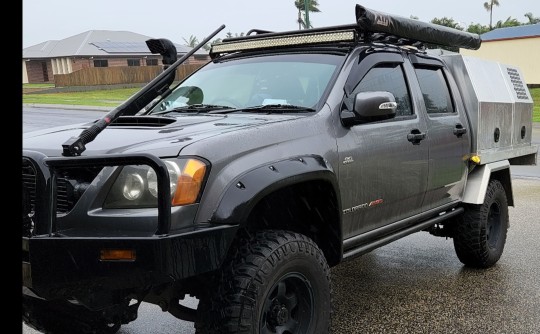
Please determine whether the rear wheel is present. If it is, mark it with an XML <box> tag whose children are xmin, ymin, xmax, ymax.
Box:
<box><xmin>195</xmin><ymin>230</ymin><xmax>332</xmax><ymax>334</ymax></box>
<box><xmin>453</xmin><ymin>179</ymin><xmax>509</xmax><ymax>268</ymax></box>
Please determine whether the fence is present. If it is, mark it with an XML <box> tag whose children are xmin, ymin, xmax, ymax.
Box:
<box><xmin>53</xmin><ymin>64</ymin><xmax>203</xmax><ymax>87</ymax></box>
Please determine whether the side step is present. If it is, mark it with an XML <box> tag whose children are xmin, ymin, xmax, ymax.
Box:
<box><xmin>342</xmin><ymin>207</ymin><xmax>464</xmax><ymax>261</ymax></box>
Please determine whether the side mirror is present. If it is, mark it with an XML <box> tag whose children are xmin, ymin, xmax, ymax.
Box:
<box><xmin>340</xmin><ymin>91</ymin><xmax>397</xmax><ymax>127</ymax></box>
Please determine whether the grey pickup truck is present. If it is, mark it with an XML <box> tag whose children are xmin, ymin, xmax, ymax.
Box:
<box><xmin>22</xmin><ymin>4</ymin><xmax>537</xmax><ymax>334</ymax></box>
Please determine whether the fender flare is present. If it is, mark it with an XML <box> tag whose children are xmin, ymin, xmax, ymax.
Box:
<box><xmin>463</xmin><ymin>160</ymin><xmax>514</xmax><ymax>206</ymax></box>
<box><xmin>210</xmin><ymin>155</ymin><xmax>340</xmax><ymax>225</ymax></box>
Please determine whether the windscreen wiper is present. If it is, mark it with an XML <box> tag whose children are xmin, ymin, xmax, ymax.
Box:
<box><xmin>211</xmin><ymin>104</ymin><xmax>315</xmax><ymax>114</ymax></box>
<box><xmin>154</xmin><ymin>104</ymin><xmax>235</xmax><ymax>115</ymax></box>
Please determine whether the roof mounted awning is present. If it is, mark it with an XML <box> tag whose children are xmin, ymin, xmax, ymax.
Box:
<box><xmin>355</xmin><ymin>4</ymin><xmax>482</xmax><ymax>50</ymax></box>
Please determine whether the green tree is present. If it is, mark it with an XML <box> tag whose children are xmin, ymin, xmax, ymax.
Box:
<box><xmin>202</xmin><ymin>38</ymin><xmax>222</xmax><ymax>51</ymax></box>
<box><xmin>494</xmin><ymin>16</ymin><xmax>521</xmax><ymax>29</ymax></box>
<box><xmin>182</xmin><ymin>35</ymin><xmax>199</xmax><ymax>47</ymax></box>
<box><xmin>431</xmin><ymin>17</ymin><xmax>464</xmax><ymax>30</ymax></box>
<box><xmin>467</xmin><ymin>23</ymin><xmax>490</xmax><ymax>35</ymax></box>
<box><xmin>524</xmin><ymin>12</ymin><xmax>540</xmax><ymax>24</ymax></box>
<box><xmin>294</xmin><ymin>0</ymin><xmax>321</xmax><ymax>29</ymax></box>
<box><xmin>225</xmin><ymin>32</ymin><xmax>245</xmax><ymax>38</ymax></box>
<box><xmin>184</xmin><ymin>35</ymin><xmax>225</xmax><ymax>51</ymax></box>
<box><xmin>484</xmin><ymin>0</ymin><xmax>500</xmax><ymax>30</ymax></box>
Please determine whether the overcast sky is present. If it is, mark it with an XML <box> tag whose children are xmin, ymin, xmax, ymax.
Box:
<box><xmin>22</xmin><ymin>0</ymin><xmax>540</xmax><ymax>48</ymax></box>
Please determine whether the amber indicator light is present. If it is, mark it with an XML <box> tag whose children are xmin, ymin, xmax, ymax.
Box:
<box><xmin>100</xmin><ymin>249</ymin><xmax>136</xmax><ymax>261</ymax></box>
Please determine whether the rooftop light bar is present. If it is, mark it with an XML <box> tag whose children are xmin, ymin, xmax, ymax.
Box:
<box><xmin>210</xmin><ymin>30</ymin><xmax>357</xmax><ymax>55</ymax></box>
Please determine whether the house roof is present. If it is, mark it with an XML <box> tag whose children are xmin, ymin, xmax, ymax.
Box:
<box><xmin>22</xmin><ymin>30</ymin><xmax>207</xmax><ymax>59</ymax></box>
<box><xmin>481</xmin><ymin>24</ymin><xmax>540</xmax><ymax>41</ymax></box>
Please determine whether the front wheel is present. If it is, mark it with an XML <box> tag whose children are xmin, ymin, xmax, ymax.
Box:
<box><xmin>453</xmin><ymin>179</ymin><xmax>509</xmax><ymax>268</ymax></box>
<box><xmin>195</xmin><ymin>230</ymin><xmax>332</xmax><ymax>334</ymax></box>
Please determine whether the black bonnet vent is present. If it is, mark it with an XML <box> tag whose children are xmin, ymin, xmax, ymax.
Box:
<box><xmin>109</xmin><ymin>116</ymin><xmax>176</xmax><ymax>127</ymax></box>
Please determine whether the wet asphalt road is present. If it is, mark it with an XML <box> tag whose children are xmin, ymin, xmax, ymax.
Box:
<box><xmin>331</xmin><ymin>179</ymin><xmax>540</xmax><ymax>334</ymax></box>
<box><xmin>22</xmin><ymin>106</ymin><xmax>540</xmax><ymax>333</ymax></box>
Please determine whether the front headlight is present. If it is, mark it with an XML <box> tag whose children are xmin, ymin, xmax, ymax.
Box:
<box><xmin>104</xmin><ymin>158</ymin><xmax>208</xmax><ymax>209</ymax></box>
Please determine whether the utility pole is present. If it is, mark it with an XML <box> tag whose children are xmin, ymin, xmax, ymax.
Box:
<box><xmin>304</xmin><ymin>0</ymin><xmax>310</xmax><ymax>29</ymax></box>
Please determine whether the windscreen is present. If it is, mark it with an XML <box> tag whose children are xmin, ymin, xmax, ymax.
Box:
<box><xmin>148</xmin><ymin>53</ymin><xmax>344</xmax><ymax>113</ymax></box>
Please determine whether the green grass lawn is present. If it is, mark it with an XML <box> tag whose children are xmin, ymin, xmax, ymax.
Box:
<box><xmin>23</xmin><ymin>87</ymin><xmax>140</xmax><ymax>107</ymax></box>
<box><xmin>531</xmin><ymin>87</ymin><xmax>540</xmax><ymax>122</ymax></box>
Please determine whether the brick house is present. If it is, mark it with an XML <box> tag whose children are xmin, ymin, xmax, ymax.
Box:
<box><xmin>22</xmin><ymin>30</ymin><xmax>210</xmax><ymax>84</ymax></box>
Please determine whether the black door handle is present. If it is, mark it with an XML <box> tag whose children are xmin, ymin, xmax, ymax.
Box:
<box><xmin>407</xmin><ymin>130</ymin><xmax>426</xmax><ymax>145</ymax></box>
<box><xmin>454</xmin><ymin>124</ymin><xmax>467</xmax><ymax>137</ymax></box>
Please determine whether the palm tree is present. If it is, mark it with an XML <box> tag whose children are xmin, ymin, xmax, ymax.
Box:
<box><xmin>202</xmin><ymin>38</ymin><xmax>222</xmax><ymax>51</ymax></box>
<box><xmin>524</xmin><ymin>12</ymin><xmax>540</xmax><ymax>24</ymax></box>
<box><xmin>294</xmin><ymin>0</ymin><xmax>321</xmax><ymax>29</ymax></box>
<box><xmin>494</xmin><ymin>16</ymin><xmax>521</xmax><ymax>29</ymax></box>
<box><xmin>182</xmin><ymin>35</ymin><xmax>199</xmax><ymax>47</ymax></box>
<box><xmin>484</xmin><ymin>0</ymin><xmax>500</xmax><ymax>30</ymax></box>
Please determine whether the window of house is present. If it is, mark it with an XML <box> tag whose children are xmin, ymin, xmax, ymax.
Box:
<box><xmin>414</xmin><ymin>67</ymin><xmax>455</xmax><ymax>114</ymax></box>
<box><xmin>146</xmin><ymin>58</ymin><xmax>158</xmax><ymax>66</ymax></box>
<box><xmin>93</xmin><ymin>59</ymin><xmax>108</xmax><ymax>68</ymax></box>
<box><xmin>127</xmin><ymin>59</ymin><xmax>140</xmax><ymax>67</ymax></box>
<box><xmin>353</xmin><ymin>63</ymin><xmax>412</xmax><ymax>116</ymax></box>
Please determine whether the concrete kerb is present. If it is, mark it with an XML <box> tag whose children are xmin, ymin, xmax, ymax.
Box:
<box><xmin>23</xmin><ymin>104</ymin><xmax>112</xmax><ymax>112</ymax></box>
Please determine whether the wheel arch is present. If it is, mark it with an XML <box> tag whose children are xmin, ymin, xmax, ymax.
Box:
<box><xmin>462</xmin><ymin>160</ymin><xmax>514</xmax><ymax>206</ymax></box>
<box><xmin>209</xmin><ymin>155</ymin><xmax>343</xmax><ymax>266</ymax></box>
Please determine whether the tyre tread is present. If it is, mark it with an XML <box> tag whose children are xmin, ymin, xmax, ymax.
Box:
<box><xmin>453</xmin><ymin>179</ymin><xmax>509</xmax><ymax>268</ymax></box>
<box><xmin>195</xmin><ymin>230</ymin><xmax>332</xmax><ymax>334</ymax></box>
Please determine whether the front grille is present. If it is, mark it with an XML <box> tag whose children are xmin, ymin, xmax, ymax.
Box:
<box><xmin>22</xmin><ymin>159</ymin><xmax>74</xmax><ymax>217</ymax></box>
<box><xmin>22</xmin><ymin>161</ymin><xmax>37</xmax><ymax>213</ymax></box>
<box><xmin>23</xmin><ymin>157</ymin><xmax>102</xmax><ymax>222</ymax></box>
<box><xmin>56</xmin><ymin>177</ymin><xmax>73</xmax><ymax>214</ymax></box>
<box><xmin>54</xmin><ymin>168</ymin><xmax>100</xmax><ymax>215</ymax></box>
<box><xmin>22</xmin><ymin>159</ymin><xmax>37</xmax><ymax>237</ymax></box>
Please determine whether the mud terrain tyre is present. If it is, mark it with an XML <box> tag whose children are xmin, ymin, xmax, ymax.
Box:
<box><xmin>195</xmin><ymin>230</ymin><xmax>332</xmax><ymax>334</ymax></box>
<box><xmin>453</xmin><ymin>179</ymin><xmax>509</xmax><ymax>268</ymax></box>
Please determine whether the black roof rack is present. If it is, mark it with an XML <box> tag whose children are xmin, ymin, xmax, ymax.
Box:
<box><xmin>246</xmin><ymin>29</ymin><xmax>274</xmax><ymax>36</ymax></box>
<box><xmin>209</xmin><ymin>4</ymin><xmax>481</xmax><ymax>57</ymax></box>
